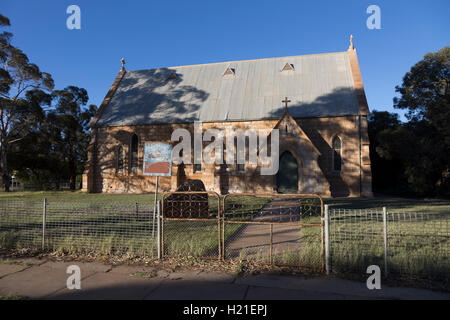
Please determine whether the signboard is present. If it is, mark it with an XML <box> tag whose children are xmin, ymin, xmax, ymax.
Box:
<box><xmin>143</xmin><ymin>142</ymin><xmax>173</xmax><ymax>176</ymax></box>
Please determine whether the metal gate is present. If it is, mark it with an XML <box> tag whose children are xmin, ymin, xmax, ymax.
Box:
<box><xmin>161</xmin><ymin>191</ymin><xmax>221</xmax><ymax>260</ymax></box>
<box><xmin>222</xmin><ymin>193</ymin><xmax>324</xmax><ymax>271</ymax></box>
<box><xmin>160</xmin><ymin>192</ymin><xmax>324</xmax><ymax>271</ymax></box>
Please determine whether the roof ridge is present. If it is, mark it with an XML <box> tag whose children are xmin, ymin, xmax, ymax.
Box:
<box><xmin>129</xmin><ymin>51</ymin><xmax>348</xmax><ymax>72</ymax></box>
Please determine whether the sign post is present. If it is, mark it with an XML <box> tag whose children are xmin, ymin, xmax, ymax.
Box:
<box><xmin>143</xmin><ymin>142</ymin><xmax>173</xmax><ymax>238</ymax></box>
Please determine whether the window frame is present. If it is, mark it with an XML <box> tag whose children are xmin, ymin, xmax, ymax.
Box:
<box><xmin>129</xmin><ymin>133</ymin><xmax>139</xmax><ymax>175</ymax></box>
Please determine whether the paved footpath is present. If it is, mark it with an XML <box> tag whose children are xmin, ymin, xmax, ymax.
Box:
<box><xmin>0</xmin><ymin>258</ymin><xmax>448</xmax><ymax>300</ymax></box>
<box><xmin>225</xmin><ymin>198</ymin><xmax>305</xmax><ymax>259</ymax></box>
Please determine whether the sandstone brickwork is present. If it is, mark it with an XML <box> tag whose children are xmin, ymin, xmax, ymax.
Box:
<box><xmin>82</xmin><ymin>113</ymin><xmax>372</xmax><ymax>197</ymax></box>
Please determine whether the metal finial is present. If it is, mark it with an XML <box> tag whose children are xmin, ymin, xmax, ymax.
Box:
<box><xmin>120</xmin><ymin>58</ymin><xmax>126</xmax><ymax>71</ymax></box>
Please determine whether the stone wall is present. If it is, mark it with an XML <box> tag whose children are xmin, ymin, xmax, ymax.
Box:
<box><xmin>83</xmin><ymin>115</ymin><xmax>372</xmax><ymax>197</ymax></box>
<box><xmin>299</xmin><ymin>115</ymin><xmax>372</xmax><ymax>197</ymax></box>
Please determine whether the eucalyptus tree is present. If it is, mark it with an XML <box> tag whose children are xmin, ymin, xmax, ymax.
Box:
<box><xmin>50</xmin><ymin>86</ymin><xmax>96</xmax><ymax>190</ymax></box>
<box><xmin>0</xmin><ymin>14</ymin><xmax>54</xmax><ymax>191</ymax></box>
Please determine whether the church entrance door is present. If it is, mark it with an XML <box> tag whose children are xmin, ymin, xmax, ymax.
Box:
<box><xmin>276</xmin><ymin>151</ymin><xmax>298</xmax><ymax>193</ymax></box>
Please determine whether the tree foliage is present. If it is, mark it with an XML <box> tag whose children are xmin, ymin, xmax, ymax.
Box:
<box><xmin>49</xmin><ymin>87</ymin><xmax>97</xmax><ymax>189</ymax></box>
<box><xmin>0</xmin><ymin>13</ymin><xmax>54</xmax><ymax>190</ymax></box>
<box><xmin>1</xmin><ymin>14</ymin><xmax>97</xmax><ymax>191</ymax></box>
<box><xmin>394</xmin><ymin>47</ymin><xmax>450</xmax><ymax>141</ymax></box>
<box><xmin>370</xmin><ymin>46</ymin><xmax>450</xmax><ymax>197</ymax></box>
<box><xmin>368</xmin><ymin>111</ymin><xmax>405</xmax><ymax>193</ymax></box>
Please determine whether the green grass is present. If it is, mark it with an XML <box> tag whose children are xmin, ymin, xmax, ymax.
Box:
<box><xmin>163</xmin><ymin>197</ymin><xmax>268</xmax><ymax>257</ymax></box>
<box><xmin>0</xmin><ymin>190</ymin><xmax>160</xmax><ymax>204</ymax></box>
<box><xmin>0</xmin><ymin>259</ymin><xmax>31</xmax><ymax>267</ymax></box>
<box><xmin>325</xmin><ymin>196</ymin><xmax>450</xmax><ymax>283</ymax></box>
<box><xmin>1</xmin><ymin>191</ymin><xmax>449</xmax><ymax>212</ymax></box>
<box><xmin>0</xmin><ymin>192</ymin><xmax>269</xmax><ymax>259</ymax></box>
<box><xmin>1</xmin><ymin>191</ymin><xmax>448</xmax><ymax>284</ymax></box>
<box><xmin>328</xmin><ymin>208</ymin><xmax>449</xmax><ymax>283</ymax></box>
<box><xmin>221</xmin><ymin>196</ymin><xmax>450</xmax><ymax>280</ymax></box>
<box><xmin>163</xmin><ymin>220</ymin><xmax>220</xmax><ymax>257</ymax></box>
<box><xmin>325</xmin><ymin>196</ymin><xmax>450</xmax><ymax>214</ymax></box>
<box><xmin>0</xmin><ymin>200</ymin><xmax>159</xmax><ymax>255</ymax></box>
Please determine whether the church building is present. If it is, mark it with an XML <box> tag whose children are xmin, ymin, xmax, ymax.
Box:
<box><xmin>83</xmin><ymin>38</ymin><xmax>372</xmax><ymax>197</ymax></box>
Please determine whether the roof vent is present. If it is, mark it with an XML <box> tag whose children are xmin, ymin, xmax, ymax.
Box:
<box><xmin>167</xmin><ymin>71</ymin><xmax>177</xmax><ymax>80</ymax></box>
<box><xmin>281</xmin><ymin>63</ymin><xmax>294</xmax><ymax>72</ymax></box>
<box><xmin>223</xmin><ymin>67</ymin><xmax>235</xmax><ymax>76</ymax></box>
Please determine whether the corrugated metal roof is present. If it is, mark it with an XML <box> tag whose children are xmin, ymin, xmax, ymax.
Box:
<box><xmin>96</xmin><ymin>51</ymin><xmax>361</xmax><ymax>126</ymax></box>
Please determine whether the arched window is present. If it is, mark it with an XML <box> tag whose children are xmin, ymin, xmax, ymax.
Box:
<box><xmin>237</xmin><ymin>136</ymin><xmax>250</xmax><ymax>173</ymax></box>
<box><xmin>332</xmin><ymin>136</ymin><xmax>342</xmax><ymax>172</ymax></box>
<box><xmin>117</xmin><ymin>145</ymin><xmax>124</xmax><ymax>173</ymax></box>
<box><xmin>193</xmin><ymin>137</ymin><xmax>201</xmax><ymax>173</ymax></box>
<box><xmin>130</xmin><ymin>134</ymin><xmax>139</xmax><ymax>174</ymax></box>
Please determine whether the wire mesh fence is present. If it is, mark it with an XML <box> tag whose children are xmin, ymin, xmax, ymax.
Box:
<box><xmin>222</xmin><ymin>221</ymin><xmax>323</xmax><ymax>269</ymax></box>
<box><xmin>162</xmin><ymin>218</ymin><xmax>221</xmax><ymax>259</ymax></box>
<box><xmin>222</xmin><ymin>194</ymin><xmax>324</xmax><ymax>270</ymax></box>
<box><xmin>385</xmin><ymin>211</ymin><xmax>449</xmax><ymax>278</ymax></box>
<box><xmin>271</xmin><ymin>223</ymin><xmax>323</xmax><ymax>268</ymax></box>
<box><xmin>0</xmin><ymin>200</ymin><xmax>43</xmax><ymax>249</ymax></box>
<box><xmin>3</xmin><ymin>195</ymin><xmax>447</xmax><ymax>281</ymax></box>
<box><xmin>161</xmin><ymin>191</ymin><xmax>221</xmax><ymax>260</ymax></box>
<box><xmin>0</xmin><ymin>200</ymin><xmax>157</xmax><ymax>256</ymax></box>
<box><xmin>329</xmin><ymin>208</ymin><xmax>385</xmax><ymax>273</ymax></box>
<box><xmin>222</xmin><ymin>194</ymin><xmax>322</xmax><ymax>222</ymax></box>
<box><xmin>329</xmin><ymin>208</ymin><xmax>450</xmax><ymax>280</ymax></box>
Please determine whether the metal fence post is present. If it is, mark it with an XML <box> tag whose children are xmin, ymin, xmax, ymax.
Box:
<box><xmin>383</xmin><ymin>207</ymin><xmax>388</xmax><ymax>277</ymax></box>
<box><xmin>157</xmin><ymin>200</ymin><xmax>161</xmax><ymax>259</ymax></box>
<box><xmin>324</xmin><ymin>204</ymin><xmax>331</xmax><ymax>275</ymax></box>
<box><xmin>152</xmin><ymin>200</ymin><xmax>156</xmax><ymax>238</ymax></box>
<box><xmin>152</xmin><ymin>177</ymin><xmax>159</xmax><ymax>237</ymax></box>
<box><xmin>42</xmin><ymin>198</ymin><xmax>47</xmax><ymax>250</ymax></box>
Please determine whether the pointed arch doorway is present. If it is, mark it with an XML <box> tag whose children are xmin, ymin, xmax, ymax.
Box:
<box><xmin>276</xmin><ymin>151</ymin><xmax>299</xmax><ymax>193</ymax></box>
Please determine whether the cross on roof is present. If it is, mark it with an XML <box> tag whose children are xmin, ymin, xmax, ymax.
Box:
<box><xmin>282</xmin><ymin>97</ymin><xmax>291</xmax><ymax>109</ymax></box>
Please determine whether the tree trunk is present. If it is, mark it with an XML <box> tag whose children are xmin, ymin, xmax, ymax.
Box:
<box><xmin>69</xmin><ymin>174</ymin><xmax>76</xmax><ymax>190</ymax></box>
<box><xmin>69</xmin><ymin>157</ymin><xmax>76</xmax><ymax>191</ymax></box>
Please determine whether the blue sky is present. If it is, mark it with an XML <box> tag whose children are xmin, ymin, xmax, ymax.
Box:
<box><xmin>2</xmin><ymin>0</ymin><xmax>449</xmax><ymax>121</ymax></box>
